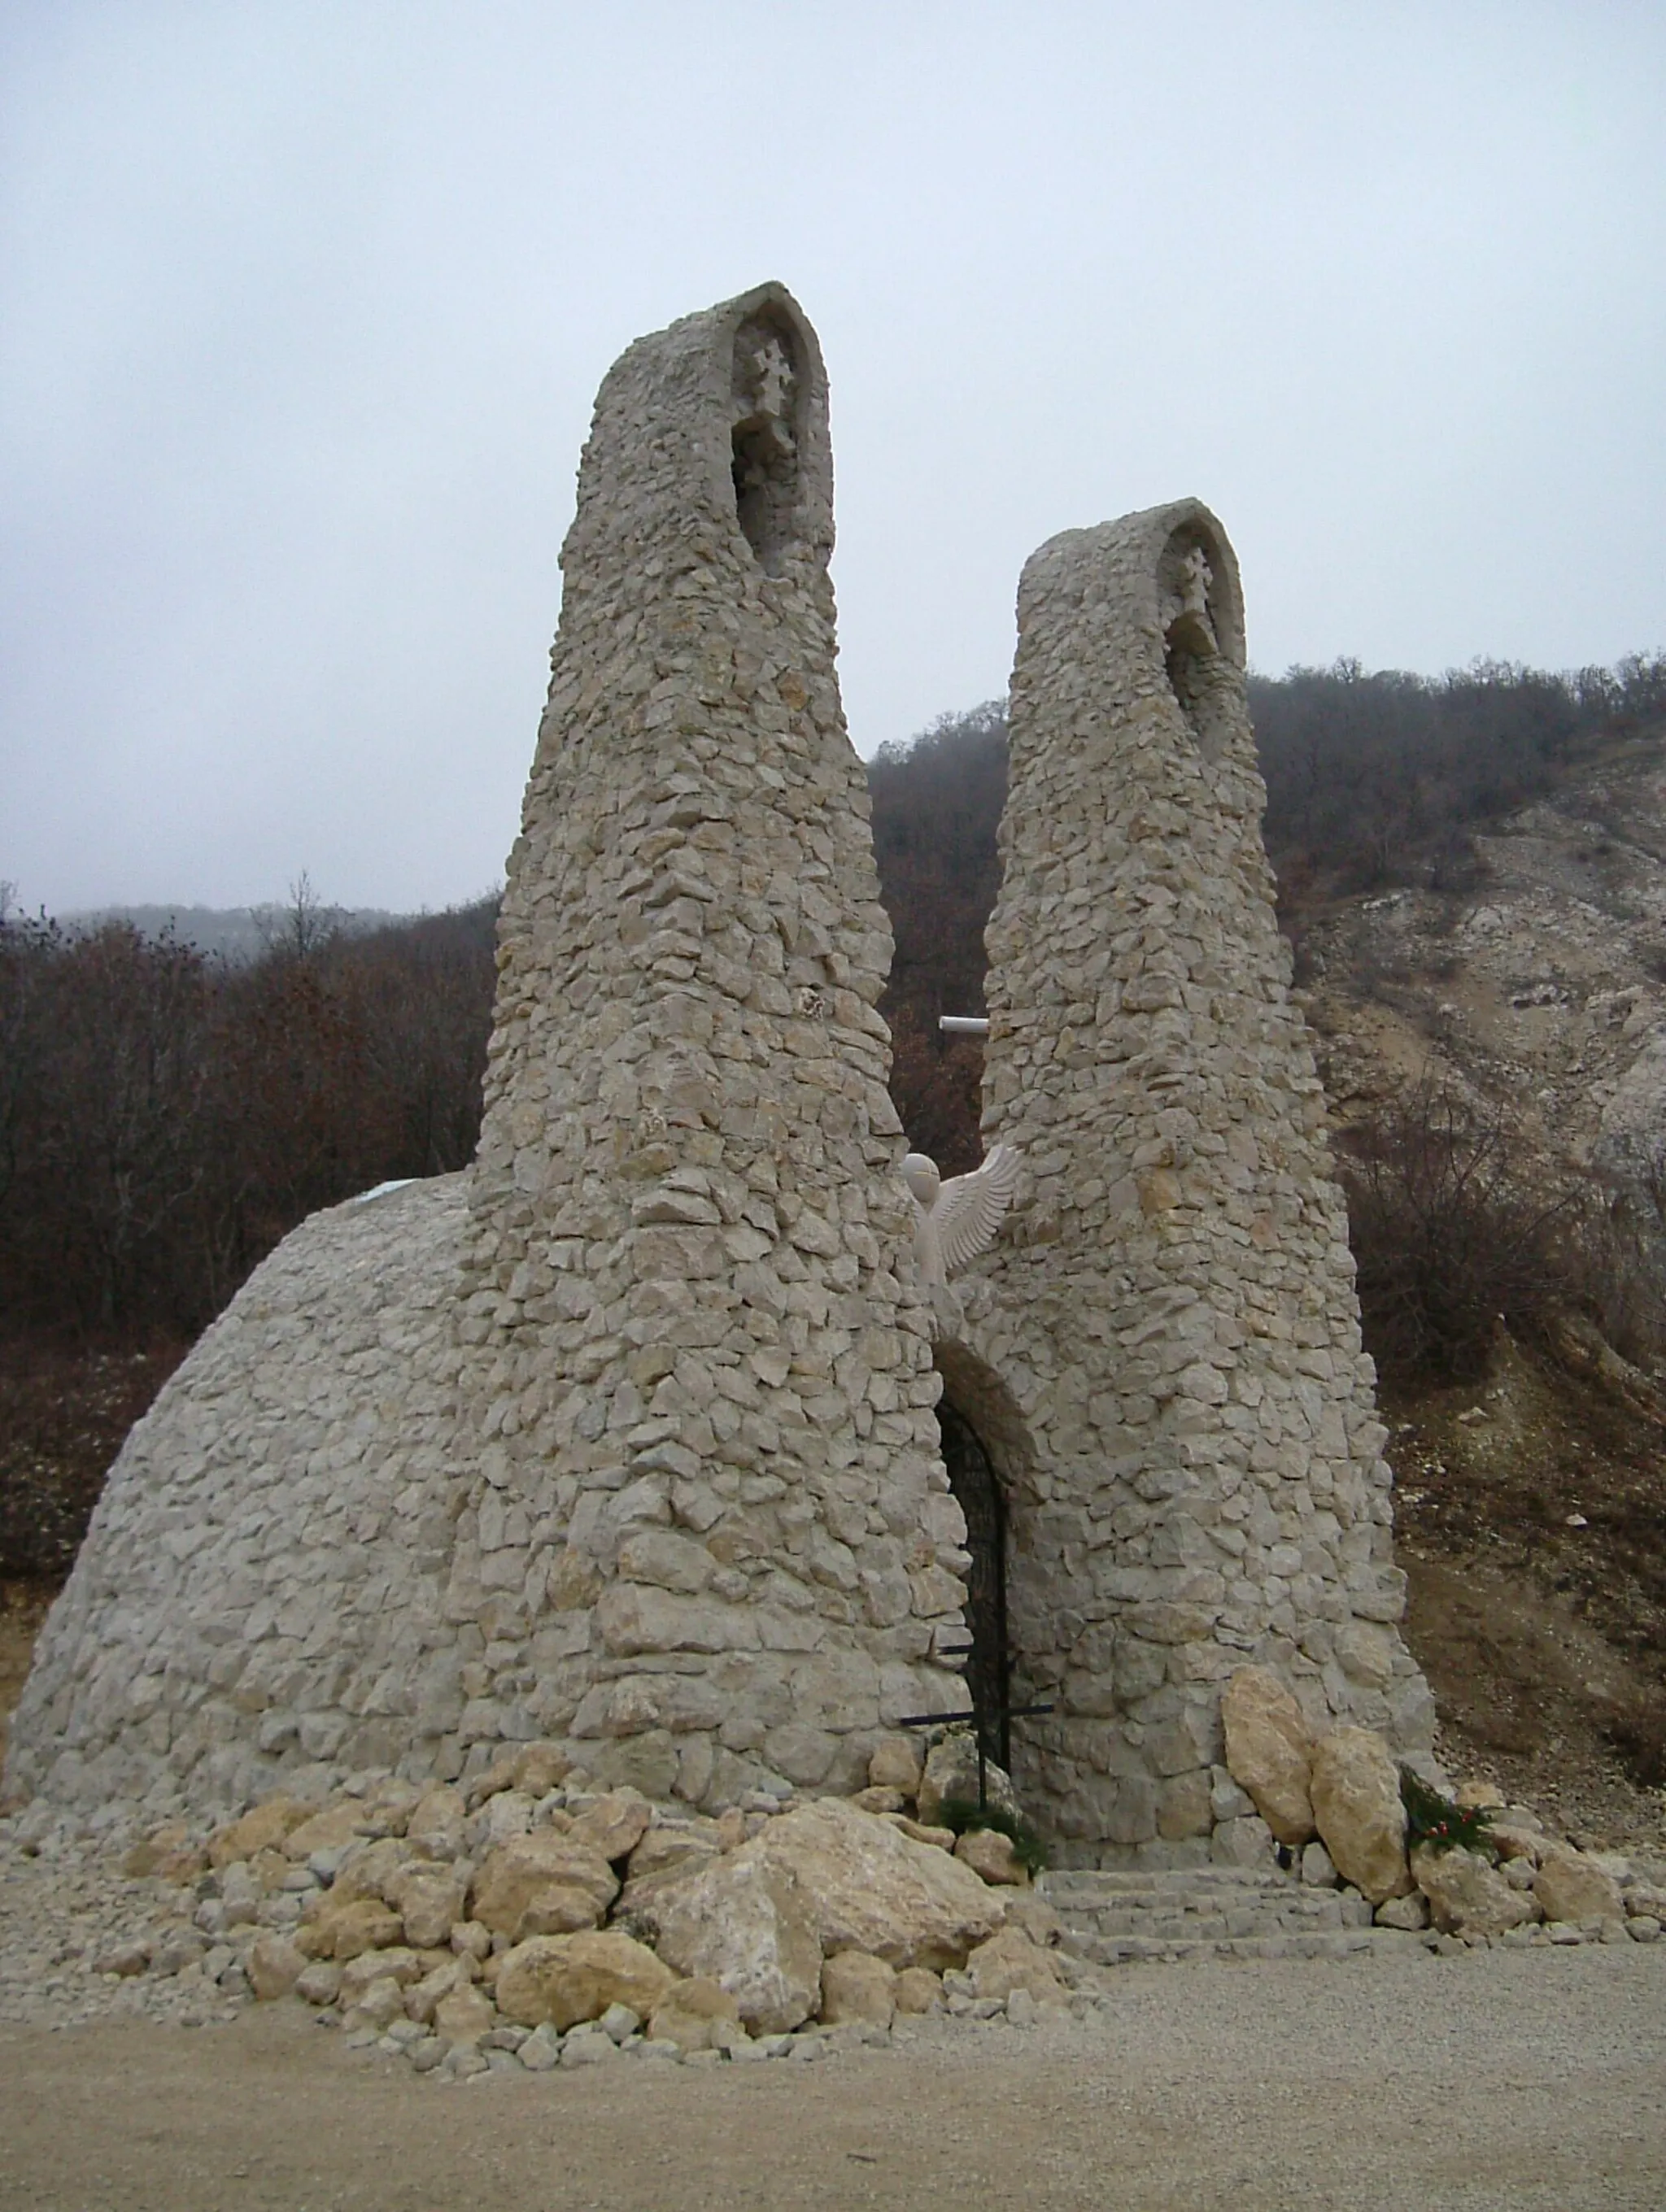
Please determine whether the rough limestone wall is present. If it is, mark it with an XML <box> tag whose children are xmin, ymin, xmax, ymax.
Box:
<box><xmin>4</xmin><ymin>1180</ymin><xmax>473</xmax><ymax>1820</ymax></box>
<box><xmin>944</xmin><ymin>500</ymin><xmax>1434</xmax><ymax>1868</ymax></box>
<box><xmin>454</xmin><ymin>283</ymin><xmax>966</xmax><ymax>1808</ymax></box>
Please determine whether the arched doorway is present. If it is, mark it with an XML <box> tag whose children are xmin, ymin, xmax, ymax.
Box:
<box><xmin>935</xmin><ymin>1400</ymin><xmax>1010</xmax><ymax>1767</ymax></box>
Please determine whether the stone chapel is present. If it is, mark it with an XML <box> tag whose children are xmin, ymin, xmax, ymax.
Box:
<box><xmin>5</xmin><ymin>283</ymin><xmax>1433</xmax><ymax>1866</ymax></box>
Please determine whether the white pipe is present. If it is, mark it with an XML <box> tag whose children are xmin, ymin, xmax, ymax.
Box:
<box><xmin>939</xmin><ymin>1016</ymin><xmax>990</xmax><ymax>1037</ymax></box>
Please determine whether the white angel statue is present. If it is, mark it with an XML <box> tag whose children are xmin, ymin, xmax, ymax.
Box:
<box><xmin>901</xmin><ymin>1145</ymin><xmax>1022</xmax><ymax>1287</ymax></box>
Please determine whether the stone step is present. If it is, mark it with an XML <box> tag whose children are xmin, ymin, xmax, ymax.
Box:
<box><xmin>1037</xmin><ymin>1866</ymin><xmax>1384</xmax><ymax>1958</ymax></box>
<box><xmin>1040</xmin><ymin>1867</ymin><xmax>1295</xmax><ymax>1897</ymax></box>
<box><xmin>1071</xmin><ymin>1927</ymin><xmax>1429</xmax><ymax>1966</ymax></box>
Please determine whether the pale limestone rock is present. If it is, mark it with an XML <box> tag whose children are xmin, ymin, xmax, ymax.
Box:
<box><xmin>330</xmin><ymin>1838</ymin><xmax>417</xmax><ymax>1906</ymax></box>
<box><xmin>1534</xmin><ymin>1847</ymin><xmax>1626</xmax><ymax>1926</ymax></box>
<box><xmin>1221</xmin><ymin>1668</ymin><xmax>1317</xmax><ymax>1847</ymax></box>
<box><xmin>569</xmin><ymin>1789</ymin><xmax>652</xmax><ymax>1864</ymax></box>
<box><xmin>1301</xmin><ymin>1840</ymin><xmax>1337</xmax><ymax>1887</ymax></box>
<box><xmin>953</xmin><ymin>1827</ymin><xmax>1028</xmax><ymax>1885</ymax></box>
<box><xmin>892</xmin><ymin>1966</ymin><xmax>944</xmax><ymax>2014</ymax></box>
<box><xmin>746</xmin><ymin>1798</ymin><xmax>1005</xmax><ymax>1970</ymax></box>
<box><xmin>882</xmin><ymin>1814</ymin><xmax>957</xmax><ymax>1851</ymax></box>
<box><xmin>917</xmin><ymin>1735</ymin><xmax>1018</xmax><ymax>1828</ymax></box>
<box><xmin>1309</xmin><ymin>1730</ymin><xmax>1412</xmax><ymax>1905</ymax></box>
<box><xmin>294</xmin><ymin>1959</ymin><xmax>342</xmax><ymax>2005</ymax></box>
<box><xmin>853</xmin><ymin>1787</ymin><xmax>907</xmax><ymax>1814</ymax></box>
<box><xmin>471</xmin><ymin>1832</ymin><xmax>617</xmax><ymax>1936</ymax></box>
<box><xmin>516</xmin><ymin>1886</ymin><xmax>608</xmax><ymax>1939</ymax></box>
<box><xmin>1490</xmin><ymin>1822</ymin><xmax>1544</xmax><ymax>1863</ymax></box>
<box><xmin>652</xmin><ymin>1853</ymin><xmax>822</xmax><ymax>2035</ymax></box>
<box><xmin>965</xmin><ymin>1927</ymin><xmax>1067</xmax><ymax>2005</ymax></box>
<box><xmin>465</xmin><ymin>1755</ymin><xmax>522</xmax><ymax>1810</ymax></box>
<box><xmin>208</xmin><ymin>1797</ymin><xmax>315</xmax><ymax>1868</ymax></box>
<box><xmin>477</xmin><ymin>1791</ymin><xmax>537</xmax><ymax>1850</ymax></box>
<box><xmin>614</xmin><ymin>1827</ymin><xmax>722</xmax><ymax>1931</ymax></box>
<box><xmin>386</xmin><ymin>1866</ymin><xmax>466</xmax><ymax>1950</ymax></box>
<box><xmin>337</xmin><ymin>1948</ymin><xmax>422</xmax><ymax>2005</ymax></box>
<box><xmin>494</xmin><ymin>1931</ymin><xmax>675</xmax><ymax>2033</ymax></box>
<box><xmin>1374</xmin><ymin>1891</ymin><xmax>1430</xmax><ymax>1931</ymax></box>
<box><xmin>282</xmin><ymin>1804</ymin><xmax>368</xmax><ymax>1862</ymax></box>
<box><xmin>868</xmin><ymin>1738</ymin><xmax>924</xmax><ymax>1795</ymax></box>
<box><xmin>647</xmin><ymin>1976</ymin><xmax>743</xmax><ymax>2052</ymax></box>
<box><xmin>404</xmin><ymin>1786</ymin><xmax>465</xmax><ymax>1854</ymax></box>
<box><xmin>1000</xmin><ymin>1892</ymin><xmax>1065</xmax><ymax>1949</ymax></box>
<box><xmin>1210</xmin><ymin>1814</ymin><xmax>1275</xmax><ymax>1869</ymax></box>
<box><xmin>512</xmin><ymin>1744</ymin><xmax>572</xmax><ymax>1796</ymax></box>
<box><xmin>91</xmin><ymin>1939</ymin><xmax>148</xmax><ymax>1979</ymax></box>
<box><xmin>405</xmin><ymin>1959</ymin><xmax>470</xmax><ymax>2026</ymax></box>
<box><xmin>121</xmin><ymin>1821</ymin><xmax>198</xmax><ymax>1881</ymax></box>
<box><xmin>433</xmin><ymin>1985</ymin><xmax>495</xmax><ymax>2049</ymax></box>
<box><xmin>345</xmin><ymin>1976</ymin><xmax>406</xmax><ymax>2032</ymax></box>
<box><xmin>1454</xmin><ymin>1779</ymin><xmax>1506</xmax><ymax>1809</ymax></box>
<box><xmin>819</xmin><ymin>1950</ymin><xmax>896</xmax><ymax>2027</ymax></box>
<box><xmin>1412</xmin><ymin>1844</ymin><xmax>1537</xmax><ymax>1937</ymax></box>
<box><xmin>295</xmin><ymin>1896</ymin><xmax>403</xmax><ymax>1962</ymax></box>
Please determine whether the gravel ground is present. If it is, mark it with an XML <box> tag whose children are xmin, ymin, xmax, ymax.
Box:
<box><xmin>0</xmin><ymin>1946</ymin><xmax>1662</xmax><ymax>2211</ymax></box>
<box><xmin>3</xmin><ymin>1822</ymin><xmax>1664</xmax><ymax>2209</ymax></box>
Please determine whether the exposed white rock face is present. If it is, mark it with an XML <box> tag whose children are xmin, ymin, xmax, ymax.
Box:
<box><xmin>937</xmin><ymin>502</ymin><xmax>1435</xmax><ymax>1867</ymax></box>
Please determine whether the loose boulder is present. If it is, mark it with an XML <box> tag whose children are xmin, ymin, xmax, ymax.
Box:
<box><xmin>569</xmin><ymin>1789</ymin><xmax>652</xmax><ymax>1864</ymax></box>
<box><xmin>965</xmin><ymin>1927</ymin><xmax>1068</xmax><ymax>2005</ymax></box>
<box><xmin>917</xmin><ymin>1734</ymin><xmax>1019</xmax><ymax>1827</ymax></box>
<box><xmin>820</xmin><ymin>1950</ymin><xmax>896</xmax><ymax>2027</ymax></box>
<box><xmin>494</xmin><ymin>1930</ymin><xmax>675</xmax><ymax>2032</ymax></box>
<box><xmin>246</xmin><ymin>1932</ymin><xmax>307</xmax><ymax>2000</ymax></box>
<box><xmin>295</xmin><ymin>1896</ymin><xmax>404</xmax><ymax>1962</ymax></box>
<box><xmin>208</xmin><ymin>1796</ymin><xmax>316</xmax><ymax>1869</ymax></box>
<box><xmin>385</xmin><ymin>1866</ymin><xmax>467</xmax><ymax>1949</ymax></box>
<box><xmin>1221</xmin><ymin>1667</ymin><xmax>1317</xmax><ymax>1847</ymax></box>
<box><xmin>647</xmin><ymin>1976</ymin><xmax>744</xmax><ymax>2053</ymax></box>
<box><xmin>1308</xmin><ymin>1728</ymin><xmax>1412</xmax><ymax>1905</ymax></box>
<box><xmin>471</xmin><ymin>1833</ymin><xmax>617</xmax><ymax>1936</ymax></box>
<box><xmin>954</xmin><ymin>1827</ymin><xmax>1028</xmax><ymax>1885</ymax></box>
<box><xmin>1412</xmin><ymin>1845</ymin><xmax>1537</xmax><ymax>1938</ymax></box>
<box><xmin>1534</xmin><ymin>1847</ymin><xmax>1626</xmax><ymax>1927</ymax></box>
<box><xmin>746</xmin><ymin>1796</ymin><xmax>1005</xmax><ymax>1969</ymax></box>
<box><xmin>652</xmin><ymin>1853</ymin><xmax>823</xmax><ymax>2035</ymax></box>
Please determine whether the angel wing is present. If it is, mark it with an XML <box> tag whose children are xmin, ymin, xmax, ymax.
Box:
<box><xmin>932</xmin><ymin>1144</ymin><xmax>1022</xmax><ymax>1279</ymax></box>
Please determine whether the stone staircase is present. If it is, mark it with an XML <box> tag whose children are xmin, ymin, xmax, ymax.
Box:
<box><xmin>1038</xmin><ymin>1866</ymin><xmax>1427</xmax><ymax>1966</ymax></box>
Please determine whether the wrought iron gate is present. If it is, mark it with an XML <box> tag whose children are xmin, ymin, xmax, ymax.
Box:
<box><xmin>935</xmin><ymin>1400</ymin><xmax>1009</xmax><ymax>1767</ymax></box>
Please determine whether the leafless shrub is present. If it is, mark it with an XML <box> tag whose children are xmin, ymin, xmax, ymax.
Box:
<box><xmin>1338</xmin><ymin>1080</ymin><xmax>1577</xmax><ymax>1382</ymax></box>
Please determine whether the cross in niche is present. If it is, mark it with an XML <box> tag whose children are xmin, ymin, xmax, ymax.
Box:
<box><xmin>894</xmin><ymin>1642</ymin><xmax>1053</xmax><ymax>1812</ymax></box>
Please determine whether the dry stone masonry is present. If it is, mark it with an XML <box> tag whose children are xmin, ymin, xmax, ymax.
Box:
<box><xmin>450</xmin><ymin>281</ymin><xmax>961</xmax><ymax>1807</ymax></box>
<box><xmin>8</xmin><ymin>288</ymin><xmax>1434</xmax><ymax>1877</ymax></box>
<box><xmin>937</xmin><ymin>503</ymin><xmax>1434</xmax><ymax>1865</ymax></box>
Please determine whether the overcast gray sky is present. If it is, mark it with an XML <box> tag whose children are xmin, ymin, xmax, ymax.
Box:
<box><xmin>2</xmin><ymin>2</ymin><xmax>1662</xmax><ymax>917</ymax></box>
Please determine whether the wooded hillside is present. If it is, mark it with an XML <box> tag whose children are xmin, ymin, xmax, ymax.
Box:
<box><xmin>3</xmin><ymin>653</ymin><xmax>1662</xmax><ymax>1352</ymax></box>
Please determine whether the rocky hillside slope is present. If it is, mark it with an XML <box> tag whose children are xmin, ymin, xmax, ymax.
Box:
<box><xmin>1293</xmin><ymin>727</ymin><xmax>1666</xmax><ymax>1843</ymax></box>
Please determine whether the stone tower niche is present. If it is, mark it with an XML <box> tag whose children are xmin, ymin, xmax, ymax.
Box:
<box><xmin>944</xmin><ymin>499</ymin><xmax>1434</xmax><ymax>1867</ymax></box>
<box><xmin>456</xmin><ymin>284</ymin><xmax>966</xmax><ymax>1809</ymax></box>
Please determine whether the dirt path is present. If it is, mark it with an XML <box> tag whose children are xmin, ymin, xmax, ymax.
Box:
<box><xmin>2</xmin><ymin>1949</ymin><xmax>1663</xmax><ymax>2212</ymax></box>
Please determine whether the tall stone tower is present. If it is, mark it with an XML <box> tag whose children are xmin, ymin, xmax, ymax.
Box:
<box><xmin>3</xmin><ymin>285</ymin><xmax>969</xmax><ymax>1827</ymax></box>
<box><xmin>940</xmin><ymin>501</ymin><xmax>1433</xmax><ymax>1866</ymax></box>
<box><xmin>451</xmin><ymin>283</ymin><xmax>964</xmax><ymax>1805</ymax></box>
